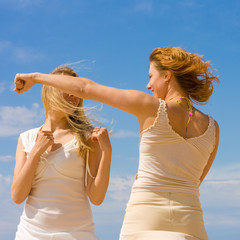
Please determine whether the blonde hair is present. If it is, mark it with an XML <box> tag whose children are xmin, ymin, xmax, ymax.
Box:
<box><xmin>149</xmin><ymin>47</ymin><xmax>219</xmax><ymax>104</ymax></box>
<box><xmin>41</xmin><ymin>66</ymin><xmax>93</xmax><ymax>156</ymax></box>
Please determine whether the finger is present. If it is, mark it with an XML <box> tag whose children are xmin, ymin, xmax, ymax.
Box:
<box><xmin>92</xmin><ymin>127</ymin><xmax>101</xmax><ymax>132</ymax></box>
<box><xmin>41</xmin><ymin>130</ymin><xmax>53</xmax><ymax>134</ymax></box>
<box><xmin>91</xmin><ymin>133</ymin><xmax>99</xmax><ymax>142</ymax></box>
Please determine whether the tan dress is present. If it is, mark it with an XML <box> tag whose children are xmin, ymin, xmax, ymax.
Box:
<box><xmin>120</xmin><ymin>99</ymin><xmax>216</xmax><ymax>240</ymax></box>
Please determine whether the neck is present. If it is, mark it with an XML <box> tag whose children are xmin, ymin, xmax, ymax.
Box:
<box><xmin>165</xmin><ymin>91</ymin><xmax>188</xmax><ymax>102</ymax></box>
<box><xmin>164</xmin><ymin>75</ymin><xmax>188</xmax><ymax>102</ymax></box>
<box><xmin>43</xmin><ymin>111</ymin><xmax>68</xmax><ymax>132</ymax></box>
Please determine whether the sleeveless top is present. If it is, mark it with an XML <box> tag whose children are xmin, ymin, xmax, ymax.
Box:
<box><xmin>132</xmin><ymin>99</ymin><xmax>216</xmax><ymax>196</ymax></box>
<box><xmin>15</xmin><ymin>127</ymin><xmax>98</xmax><ymax>240</ymax></box>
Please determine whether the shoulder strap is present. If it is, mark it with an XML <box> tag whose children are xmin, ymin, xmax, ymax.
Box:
<box><xmin>84</xmin><ymin>149</ymin><xmax>96</xmax><ymax>187</ymax></box>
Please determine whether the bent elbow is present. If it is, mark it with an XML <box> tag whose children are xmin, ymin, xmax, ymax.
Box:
<box><xmin>11</xmin><ymin>194</ymin><xmax>24</xmax><ymax>205</ymax></box>
<box><xmin>91</xmin><ymin>198</ymin><xmax>104</xmax><ymax>206</ymax></box>
<box><xmin>89</xmin><ymin>194</ymin><xmax>106</xmax><ymax>206</ymax></box>
<box><xmin>11</xmin><ymin>187</ymin><xmax>26</xmax><ymax>205</ymax></box>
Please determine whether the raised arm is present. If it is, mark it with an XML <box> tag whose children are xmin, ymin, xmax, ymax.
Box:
<box><xmin>14</xmin><ymin>73</ymin><xmax>158</xmax><ymax>119</ymax></box>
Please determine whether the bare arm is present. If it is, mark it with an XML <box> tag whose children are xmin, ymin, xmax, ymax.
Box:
<box><xmin>11</xmin><ymin>131</ymin><xmax>54</xmax><ymax>204</ymax></box>
<box><xmin>199</xmin><ymin>121</ymin><xmax>220</xmax><ymax>185</ymax></box>
<box><xmin>14</xmin><ymin>73</ymin><xmax>158</xmax><ymax>119</ymax></box>
<box><xmin>85</xmin><ymin>127</ymin><xmax>112</xmax><ymax>205</ymax></box>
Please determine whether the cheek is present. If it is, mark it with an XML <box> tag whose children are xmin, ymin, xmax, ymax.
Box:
<box><xmin>156</xmin><ymin>82</ymin><xmax>168</xmax><ymax>98</ymax></box>
<box><xmin>75</xmin><ymin>98</ymin><xmax>81</xmax><ymax>106</ymax></box>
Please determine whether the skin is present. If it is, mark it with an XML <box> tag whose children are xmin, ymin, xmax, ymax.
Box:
<box><xmin>11</xmin><ymin>91</ymin><xmax>112</xmax><ymax>206</ymax></box>
<box><xmin>14</xmin><ymin>62</ymin><xmax>219</xmax><ymax>185</ymax></box>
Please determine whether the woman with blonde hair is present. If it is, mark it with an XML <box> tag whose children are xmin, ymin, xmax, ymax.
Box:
<box><xmin>12</xmin><ymin>66</ymin><xmax>112</xmax><ymax>240</ymax></box>
<box><xmin>14</xmin><ymin>46</ymin><xmax>219</xmax><ymax>240</ymax></box>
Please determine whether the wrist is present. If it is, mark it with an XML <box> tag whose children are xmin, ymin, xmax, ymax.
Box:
<box><xmin>30</xmin><ymin>145</ymin><xmax>43</xmax><ymax>159</ymax></box>
<box><xmin>33</xmin><ymin>72</ymin><xmax>42</xmax><ymax>84</ymax></box>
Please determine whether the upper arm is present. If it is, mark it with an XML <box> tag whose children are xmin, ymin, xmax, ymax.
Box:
<box><xmin>85</xmin><ymin>140</ymin><xmax>101</xmax><ymax>190</ymax></box>
<box><xmin>13</xmin><ymin>136</ymin><xmax>27</xmax><ymax>182</ymax></box>
<box><xmin>84</xmin><ymin>81</ymin><xmax>158</xmax><ymax>118</ymax></box>
<box><xmin>200</xmin><ymin>121</ymin><xmax>220</xmax><ymax>184</ymax></box>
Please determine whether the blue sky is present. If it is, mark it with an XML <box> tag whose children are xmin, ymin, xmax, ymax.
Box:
<box><xmin>0</xmin><ymin>0</ymin><xmax>240</xmax><ymax>239</ymax></box>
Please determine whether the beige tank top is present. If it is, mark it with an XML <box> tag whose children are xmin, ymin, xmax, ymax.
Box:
<box><xmin>132</xmin><ymin>99</ymin><xmax>216</xmax><ymax>196</ymax></box>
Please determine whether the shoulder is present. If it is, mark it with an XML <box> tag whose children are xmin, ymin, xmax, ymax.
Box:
<box><xmin>20</xmin><ymin>126</ymin><xmax>41</xmax><ymax>146</ymax></box>
<box><xmin>20</xmin><ymin>127</ymin><xmax>40</xmax><ymax>138</ymax></box>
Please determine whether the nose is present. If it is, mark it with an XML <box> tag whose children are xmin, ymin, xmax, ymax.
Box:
<box><xmin>146</xmin><ymin>81</ymin><xmax>151</xmax><ymax>90</ymax></box>
<box><xmin>67</xmin><ymin>93</ymin><xmax>74</xmax><ymax>98</ymax></box>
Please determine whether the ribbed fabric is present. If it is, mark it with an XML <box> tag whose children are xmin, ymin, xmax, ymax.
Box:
<box><xmin>120</xmin><ymin>99</ymin><xmax>216</xmax><ymax>240</ymax></box>
<box><xmin>132</xmin><ymin>99</ymin><xmax>216</xmax><ymax>196</ymax></box>
<box><xmin>15</xmin><ymin>127</ymin><xmax>98</xmax><ymax>240</ymax></box>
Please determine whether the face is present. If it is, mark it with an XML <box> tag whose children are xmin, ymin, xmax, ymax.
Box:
<box><xmin>60</xmin><ymin>92</ymin><xmax>81</xmax><ymax>107</ymax></box>
<box><xmin>147</xmin><ymin>62</ymin><xmax>169</xmax><ymax>99</ymax></box>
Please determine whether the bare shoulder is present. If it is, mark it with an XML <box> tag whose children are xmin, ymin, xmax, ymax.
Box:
<box><xmin>166</xmin><ymin>102</ymin><xmax>215</xmax><ymax>138</ymax></box>
<box><xmin>192</xmin><ymin>108</ymin><xmax>210</xmax><ymax>127</ymax></box>
<box><xmin>191</xmin><ymin>108</ymin><xmax>219</xmax><ymax>137</ymax></box>
<box><xmin>138</xmin><ymin>97</ymin><xmax>161</xmax><ymax>132</ymax></box>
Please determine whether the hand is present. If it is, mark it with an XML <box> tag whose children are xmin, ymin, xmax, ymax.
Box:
<box><xmin>91</xmin><ymin>127</ymin><xmax>111</xmax><ymax>153</ymax></box>
<box><xmin>14</xmin><ymin>73</ymin><xmax>36</xmax><ymax>94</ymax></box>
<box><xmin>32</xmin><ymin>130</ymin><xmax>54</xmax><ymax>156</ymax></box>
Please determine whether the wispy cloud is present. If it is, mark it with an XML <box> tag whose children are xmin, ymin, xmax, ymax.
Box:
<box><xmin>200</xmin><ymin>164</ymin><xmax>240</xmax><ymax>227</ymax></box>
<box><xmin>0</xmin><ymin>0</ymin><xmax>41</xmax><ymax>10</ymax></box>
<box><xmin>179</xmin><ymin>0</ymin><xmax>202</xmax><ymax>8</ymax></box>
<box><xmin>0</xmin><ymin>40</ymin><xmax>45</xmax><ymax>63</ymax></box>
<box><xmin>111</xmin><ymin>130</ymin><xmax>139</xmax><ymax>138</ymax></box>
<box><xmin>0</xmin><ymin>82</ymin><xmax>6</xmax><ymax>93</ymax></box>
<box><xmin>0</xmin><ymin>81</ymin><xmax>15</xmax><ymax>93</ymax></box>
<box><xmin>0</xmin><ymin>174</ymin><xmax>22</xmax><ymax>239</ymax></box>
<box><xmin>108</xmin><ymin>175</ymin><xmax>135</xmax><ymax>202</ymax></box>
<box><xmin>0</xmin><ymin>155</ymin><xmax>15</xmax><ymax>162</ymax></box>
<box><xmin>0</xmin><ymin>103</ymin><xmax>44</xmax><ymax>137</ymax></box>
<box><xmin>205</xmin><ymin>163</ymin><xmax>240</xmax><ymax>181</ymax></box>
<box><xmin>0</xmin><ymin>41</ymin><xmax>11</xmax><ymax>51</ymax></box>
<box><xmin>14</xmin><ymin>46</ymin><xmax>45</xmax><ymax>62</ymax></box>
<box><xmin>134</xmin><ymin>0</ymin><xmax>153</xmax><ymax>13</ymax></box>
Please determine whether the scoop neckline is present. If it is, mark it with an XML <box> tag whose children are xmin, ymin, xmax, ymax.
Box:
<box><xmin>34</xmin><ymin>126</ymin><xmax>76</xmax><ymax>154</ymax></box>
<box><xmin>140</xmin><ymin>99</ymin><xmax>213</xmax><ymax>141</ymax></box>
<box><xmin>162</xmin><ymin>100</ymin><xmax>212</xmax><ymax>141</ymax></box>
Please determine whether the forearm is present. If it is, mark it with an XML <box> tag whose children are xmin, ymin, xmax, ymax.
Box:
<box><xmin>11</xmin><ymin>151</ymin><xmax>40</xmax><ymax>204</ymax></box>
<box><xmin>87</xmin><ymin>150</ymin><xmax>112</xmax><ymax>205</ymax></box>
<box><xmin>34</xmin><ymin>73</ymin><xmax>95</xmax><ymax>100</ymax></box>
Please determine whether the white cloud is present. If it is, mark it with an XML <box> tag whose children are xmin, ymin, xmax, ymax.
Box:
<box><xmin>0</xmin><ymin>174</ymin><xmax>22</xmax><ymax>239</ymax></box>
<box><xmin>0</xmin><ymin>0</ymin><xmax>41</xmax><ymax>10</ymax></box>
<box><xmin>179</xmin><ymin>0</ymin><xmax>202</xmax><ymax>8</ymax></box>
<box><xmin>134</xmin><ymin>0</ymin><xmax>153</xmax><ymax>13</ymax></box>
<box><xmin>0</xmin><ymin>81</ymin><xmax>15</xmax><ymax>93</ymax></box>
<box><xmin>108</xmin><ymin>175</ymin><xmax>135</xmax><ymax>202</ymax></box>
<box><xmin>200</xmin><ymin>179</ymin><xmax>240</xmax><ymax>208</ymax></box>
<box><xmin>0</xmin><ymin>82</ymin><xmax>6</xmax><ymax>93</ymax></box>
<box><xmin>205</xmin><ymin>164</ymin><xmax>240</xmax><ymax>180</ymax></box>
<box><xmin>13</xmin><ymin>46</ymin><xmax>45</xmax><ymax>61</ymax></box>
<box><xmin>0</xmin><ymin>40</ymin><xmax>45</xmax><ymax>62</ymax></box>
<box><xmin>0</xmin><ymin>155</ymin><xmax>15</xmax><ymax>162</ymax></box>
<box><xmin>0</xmin><ymin>41</ymin><xmax>11</xmax><ymax>52</ymax></box>
<box><xmin>0</xmin><ymin>103</ymin><xmax>44</xmax><ymax>137</ymax></box>
<box><xmin>199</xmin><ymin>164</ymin><xmax>240</xmax><ymax>227</ymax></box>
<box><xmin>111</xmin><ymin>130</ymin><xmax>139</xmax><ymax>138</ymax></box>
